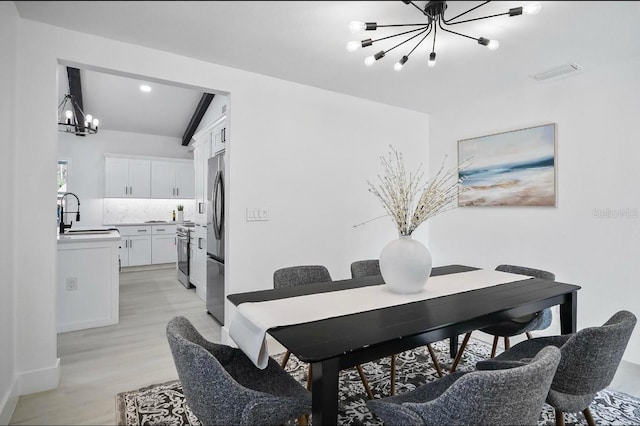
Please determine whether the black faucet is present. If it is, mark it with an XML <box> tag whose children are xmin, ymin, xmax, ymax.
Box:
<box><xmin>59</xmin><ymin>192</ymin><xmax>81</xmax><ymax>234</ymax></box>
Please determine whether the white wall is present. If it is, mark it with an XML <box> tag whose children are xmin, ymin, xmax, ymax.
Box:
<box><xmin>429</xmin><ymin>57</ymin><xmax>640</xmax><ymax>363</ymax></box>
<box><xmin>14</xmin><ymin>18</ymin><xmax>429</xmax><ymax>396</ymax></box>
<box><xmin>58</xmin><ymin>129</ymin><xmax>193</xmax><ymax>227</ymax></box>
<box><xmin>0</xmin><ymin>2</ymin><xmax>19</xmax><ymax>423</ymax></box>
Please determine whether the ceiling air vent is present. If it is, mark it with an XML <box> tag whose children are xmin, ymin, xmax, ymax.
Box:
<box><xmin>530</xmin><ymin>63</ymin><xmax>581</xmax><ymax>81</ymax></box>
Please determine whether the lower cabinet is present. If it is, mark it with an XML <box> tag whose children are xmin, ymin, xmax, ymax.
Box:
<box><xmin>117</xmin><ymin>224</ymin><xmax>177</xmax><ymax>267</ymax></box>
<box><xmin>191</xmin><ymin>226</ymin><xmax>207</xmax><ymax>288</ymax></box>
<box><xmin>152</xmin><ymin>235</ymin><xmax>177</xmax><ymax>264</ymax></box>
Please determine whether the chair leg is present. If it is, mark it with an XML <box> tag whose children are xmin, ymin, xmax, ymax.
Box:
<box><xmin>555</xmin><ymin>409</ymin><xmax>564</xmax><ymax>426</ymax></box>
<box><xmin>526</xmin><ymin>331</ymin><xmax>533</xmax><ymax>340</ymax></box>
<box><xmin>390</xmin><ymin>354</ymin><xmax>396</xmax><ymax>396</ymax></box>
<box><xmin>355</xmin><ymin>364</ymin><xmax>375</xmax><ymax>400</ymax></box>
<box><xmin>306</xmin><ymin>364</ymin><xmax>312</xmax><ymax>391</ymax></box>
<box><xmin>426</xmin><ymin>344</ymin><xmax>443</xmax><ymax>378</ymax></box>
<box><xmin>583</xmin><ymin>407</ymin><xmax>595</xmax><ymax>426</ymax></box>
<box><xmin>450</xmin><ymin>332</ymin><xmax>472</xmax><ymax>372</ymax></box>
<box><xmin>504</xmin><ymin>336</ymin><xmax>511</xmax><ymax>350</ymax></box>
<box><xmin>490</xmin><ymin>336</ymin><xmax>499</xmax><ymax>358</ymax></box>
<box><xmin>281</xmin><ymin>350</ymin><xmax>292</xmax><ymax>369</ymax></box>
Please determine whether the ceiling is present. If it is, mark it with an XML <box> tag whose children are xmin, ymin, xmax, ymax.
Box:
<box><xmin>19</xmin><ymin>1</ymin><xmax>640</xmax><ymax>116</ymax></box>
<box><xmin>58</xmin><ymin>67</ymin><xmax>204</xmax><ymax>138</ymax></box>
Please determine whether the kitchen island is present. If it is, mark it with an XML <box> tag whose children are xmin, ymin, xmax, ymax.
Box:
<box><xmin>57</xmin><ymin>228</ymin><xmax>121</xmax><ymax>333</ymax></box>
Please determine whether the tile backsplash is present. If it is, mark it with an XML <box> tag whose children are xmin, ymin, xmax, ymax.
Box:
<box><xmin>103</xmin><ymin>199</ymin><xmax>196</xmax><ymax>224</ymax></box>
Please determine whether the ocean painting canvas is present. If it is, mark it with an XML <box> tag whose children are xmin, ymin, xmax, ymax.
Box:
<box><xmin>458</xmin><ymin>124</ymin><xmax>556</xmax><ymax>206</ymax></box>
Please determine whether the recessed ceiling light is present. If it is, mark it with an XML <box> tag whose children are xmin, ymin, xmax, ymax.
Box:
<box><xmin>140</xmin><ymin>85</ymin><xmax>152</xmax><ymax>93</ymax></box>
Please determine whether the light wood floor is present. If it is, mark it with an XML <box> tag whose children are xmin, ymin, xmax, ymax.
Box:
<box><xmin>9</xmin><ymin>267</ymin><xmax>640</xmax><ymax>424</ymax></box>
<box><xmin>10</xmin><ymin>266</ymin><xmax>221</xmax><ymax>425</ymax></box>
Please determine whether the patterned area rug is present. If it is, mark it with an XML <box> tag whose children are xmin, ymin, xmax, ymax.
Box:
<box><xmin>116</xmin><ymin>339</ymin><xmax>640</xmax><ymax>425</ymax></box>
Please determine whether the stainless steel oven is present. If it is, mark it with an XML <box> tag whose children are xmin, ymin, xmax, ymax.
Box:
<box><xmin>177</xmin><ymin>226</ymin><xmax>192</xmax><ymax>288</ymax></box>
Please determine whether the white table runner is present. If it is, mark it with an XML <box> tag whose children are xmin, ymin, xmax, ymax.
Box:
<box><xmin>229</xmin><ymin>269</ymin><xmax>531</xmax><ymax>368</ymax></box>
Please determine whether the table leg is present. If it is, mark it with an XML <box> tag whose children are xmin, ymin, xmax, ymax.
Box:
<box><xmin>560</xmin><ymin>290</ymin><xmax>577</xmax><ymax>334</ymax></box>
<box><xmin>311</xmin><ymin>357</ymin><xmax>340</xmax><ymax>426</ymax></box>
<box><xmin>450</xmin><ymin>335</ymin><xmax>458</xmax><ymax>359</ymax></box>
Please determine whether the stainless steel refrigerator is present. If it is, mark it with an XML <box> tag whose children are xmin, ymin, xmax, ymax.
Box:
<box><xmin>206</xmin><ymin>152</ymin><xmax>225</xmax><ymax>325</ymax></box>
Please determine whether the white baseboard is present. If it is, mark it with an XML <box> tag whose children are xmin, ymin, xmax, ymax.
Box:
<box><xmin>17</xmin><ymin>358</ymin><xmax>60</xmax><ymax>396</ymax></box>
<box><xmin>0</xmin><ymin>377</ymin><xmax>19</xmax><ymax>425</ymax></box>
<box><xmin>57</xmin><ymin>318</ymin><xmax>118</xmax><ymax>334</ymax></box>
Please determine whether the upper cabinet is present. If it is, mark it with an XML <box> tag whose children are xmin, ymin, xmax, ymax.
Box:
<box><xmin>211</xmin><ymin>120</ymin><xmax>227</xmax><ymax>155</ymax></box>
<box><xmin>105</xmin><ymin>155</ymin><xmax>194</xmax><ymax>199</ymax></box>
<box><xmin>150</xmin><ymin>160</ymin><xmax>195</xmax><ymax>199</ymax></box>
<box><xmin>105</xmin><ymin>158</ymin><xmax>151</xmax><ymax>198</ymax></box>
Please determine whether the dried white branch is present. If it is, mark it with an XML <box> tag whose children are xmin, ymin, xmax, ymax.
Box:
<box><xmin>362</xmin><ymin>145</ymin><xmax>468</xmax><ymax>236</ymax></box>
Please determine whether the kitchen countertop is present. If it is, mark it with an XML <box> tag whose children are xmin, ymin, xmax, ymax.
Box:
<box><xmin>57</xmin><ymin>228</ymin><xmax>121</xmax><ymax>244</ymax></box>
<box><xmin>104</xmin><ymin>222</ymin><xmax>191</xmax><ymax>227</ymax></box>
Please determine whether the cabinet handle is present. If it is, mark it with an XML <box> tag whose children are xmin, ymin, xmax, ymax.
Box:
<box><xmin>198</xmin><ymin>238</ymin><xmax>203</xmax><ymax>250</ymax></box>
<box><xmin>175</xmin><ymin>237</ymin><xmax>177</xmax><ymax>246</ymax></box>
<box><xmin>138</xmin><ymin>229</ymin><xmax>148</xmax><ymax>232</ymax></box>
<box><xmin>125</xmin><ymin>239</ymin><xmax>128</xmax><ymax>248</ymax></box>
<box><xmin>177</xmin><ymin>188</ymin><xmax>180</xmax><ymax>196</ymax></box>
<box><xmin>172</xmin><ymin>188</ymin><xmax>175</xmax><ymax>196</ymax></box>
<box><xmin>125</xmin><ymin>186</ymin><xmax>128</xmax><ymax>195</ymax></box>
<box><xmin>157</xmin><ymin>229</ymin><xmax>165</xmax><ymax>232</ymax></box>
<box><xmin>222</xmin><ymin>127</ymin><xmax>226</xmax><ymax>143</ymax></box>
<box><xmin>130</xmin><ymin>186</ymin><xmax>133</xmax><ymax>195</ymax></box>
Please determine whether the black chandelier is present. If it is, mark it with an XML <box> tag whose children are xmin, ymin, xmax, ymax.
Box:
<box><xmin>57</xmin><ymin>93</ymin><xmax>99</xmax><ymax>136</ymax></box>
<box><xmin>347</xmin><ymin>1</ymin><xmax>541</xmax><ymax>70</ymax></box>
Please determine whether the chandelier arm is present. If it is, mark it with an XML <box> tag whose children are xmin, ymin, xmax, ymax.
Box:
<box><xmin>445</xmin><ymin>11</ymin><xmax>510</xmax><ymax>25</ymax></box>
<box><xmin>443</xmin><ymin>1</ymin><xmax>491</xmax><ymax>24</ymax></box>
<box><xmin>376</xmin><ymin>23</ymin><xmax>430</xmax><ymax>28</ymax></box>
<box><xmin>437</xmin><ymin>18</ymin><xmax>478</xmax><ymax>42</ymax></box>
<box><xmin>371</xmin><ymin>25</ymin><xmax>429</xmax><ymax>44</ymax></box>
<box><xmin>406</xmin><ymin>26</ymin><xmax>433</xmax><ymax>58</ymax></box>
<box><xmin>431</xmin><ymin>19</ymin><xmax>437</xmax><ymax>52</ymax></box>
<box><xmin>383</xmin><ymin>26</ymin><xmax>430</xmax><ymax>55</ymax></box>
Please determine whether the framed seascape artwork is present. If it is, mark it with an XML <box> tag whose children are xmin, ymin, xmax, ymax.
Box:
<box><xmin>458</xmin><ymin>123</ymin><xmax>556</xmax><ymax>207</ymax></box>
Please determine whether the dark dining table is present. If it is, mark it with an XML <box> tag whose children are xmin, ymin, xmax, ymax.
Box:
<box><xmin>227</xmin><ymin>264</ymin><xmax>581</xmax><ymax>425</ymax></box>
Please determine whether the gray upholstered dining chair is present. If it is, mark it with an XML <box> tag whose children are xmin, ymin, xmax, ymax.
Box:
<box><xmin>476</xmin><ymin>310</ymin><xmax>637</xmax><ymax>426</ymax></box>
<box><xmin>274</xmin><ymin>264</ymin><xmax>375</xmax><ymax>399</ymax></box>
<box><xmin>166</xmin><ymin>316</ymin><xmax>311</xmax><ymax>426</ymax></box>
<box><xmin>350</xmin><ymin>259</ymin><xmax>445</xmax><ymax>396</ymax></box>
<box><xmin>451</xmin><ymin>264</ymin><xmax>556</xmax><ymax>372</ymax></box>
<box><xmin>367</xmin><ymin>345</ymin><xmax>561</xmax><ymax>425</ymax></box>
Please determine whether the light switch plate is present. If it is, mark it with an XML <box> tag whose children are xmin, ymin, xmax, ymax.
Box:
<box><xmin>246</xmin><ymin>207</ymin><xmax>269</xmax><ymax>221</ymax></box>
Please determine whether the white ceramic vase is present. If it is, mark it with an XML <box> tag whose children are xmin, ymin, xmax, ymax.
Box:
<box><xmin>379</xmin><ymin>235</ymin><xmax>432</xmax><ymax>294</ymax></box>
<box><xmin>177</xmin><ymin>211</ymin><xmax>184</xmax><ymax>223</ymax></box>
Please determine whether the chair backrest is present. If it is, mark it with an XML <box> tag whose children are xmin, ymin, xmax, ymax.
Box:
<box><xmin>273</xmin><ymin>265</ymin><xmax>332</xmax><ymax>288</ymax></box>
<box><xmin>350</xmin><ymin>259</ymin><xmax>381</xmax><ymax>278</ymax></box>
<box><xmin>553</xmin><ymin>310</ymin><xmax>637</xmax><ymax>395</ymax></box>
<box><xmin>495</xmin><ymin>264</ymin><xmax>556</xmax><ymax>281</ymax></box>
<box><xmin>406</xmin><ymin>346</ymin><xmax>561</xmax><ymax>425</ymax></box>
<box><xmin>166</xmin><ymin>316</ymin><xmax>257</xmax><ymax>425</ymax></box>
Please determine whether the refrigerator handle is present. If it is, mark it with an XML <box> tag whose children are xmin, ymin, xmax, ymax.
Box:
<box><xmin>212</xmin><ymin>170</ymin><xmax>224</xmax><ymax>241</ymax></box>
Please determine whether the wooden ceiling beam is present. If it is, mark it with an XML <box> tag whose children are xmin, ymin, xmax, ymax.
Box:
<box><xmin>182</xmin><ymin>93</ymin><xmax>215</xmax><ymax>146</ymax></box>
<box><xmin>66</xmin><ymin>67</ymin><xmax>86</xmax><ymax>137</ymax></box>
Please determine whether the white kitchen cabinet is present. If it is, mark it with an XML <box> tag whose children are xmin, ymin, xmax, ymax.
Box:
<box><xmin>191</xmin><ymin>226</ymin><xmax>207</xmax><ymax>288</ymax></box>
<box><xmin>127</xmin><ymin>236</ymin><xmax>152</xmax><ymax>266</ymax></box>
<box><xmin>150</xmin><ymin>160</ymin><xmax>195</xmax><ymax>199</ymax></box>
<box><xmin>105</xmin><ymin>157</ymin><xmax>151</xmax><ymax>198</ymax></box>
<box><xmin>193</xmin><ymin>136</ymin><xmax>211</xmax><ymax>226</ymax></box>
<box><xmin>151</xmin><ymin>224</ymin><xmax>177</xmax><ymax>264</ymax></box>
<box><xmin>152</xmin><ymin>234</ymin><xmax>177</xmax><ymax>264</ymax></box>
<box><xmin>211</xmin><ymin>119</ymin><xmax>227</xmax><ymax>155</ymax></box>
<box><xmin>118</xmin><ymin>225</ymin><xmax>152</xmax><ymax>266</ymax></box>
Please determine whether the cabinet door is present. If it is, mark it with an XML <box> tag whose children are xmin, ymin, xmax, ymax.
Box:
<box><xmin>151</xmin><ymin>161</ymin><xmax>176</xmax><ymax>198</ymax></box>
<box><xmin>128</xmin><ymin>235</ymin><xmax>152</xmax><ymax>266</ymax></box>
<box><xmin>175</xmin><ymin>162</ymin><xmax>195</xmax><ymax>199</ymax></box>
<box><xmin>119</xmin><ymin>238</ymin><xmax>130</xmax><ymax>267</ymax></box>
<box><xmin>194</xmin><ymin>145</ymin><xmax>206</xmax><ymax>225</ymax></box>
<box><xmin>212</xmin><ymin>121</ymin><xmax>227</xmax><ymax>155</ymax></box>
<box><xmin>128</xmin><ymin>160</ymin><xmax>151</xmax><ymax>198</ymax></box>
<box><xmin>152</xmin><ymin>235</ymin><xmax>177</xmax><ymax>264</ymax></box>
<box><xmin>105</xmin><ymin>158</ymin><xmax>129</xmax><ymax>197</ymax></box>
